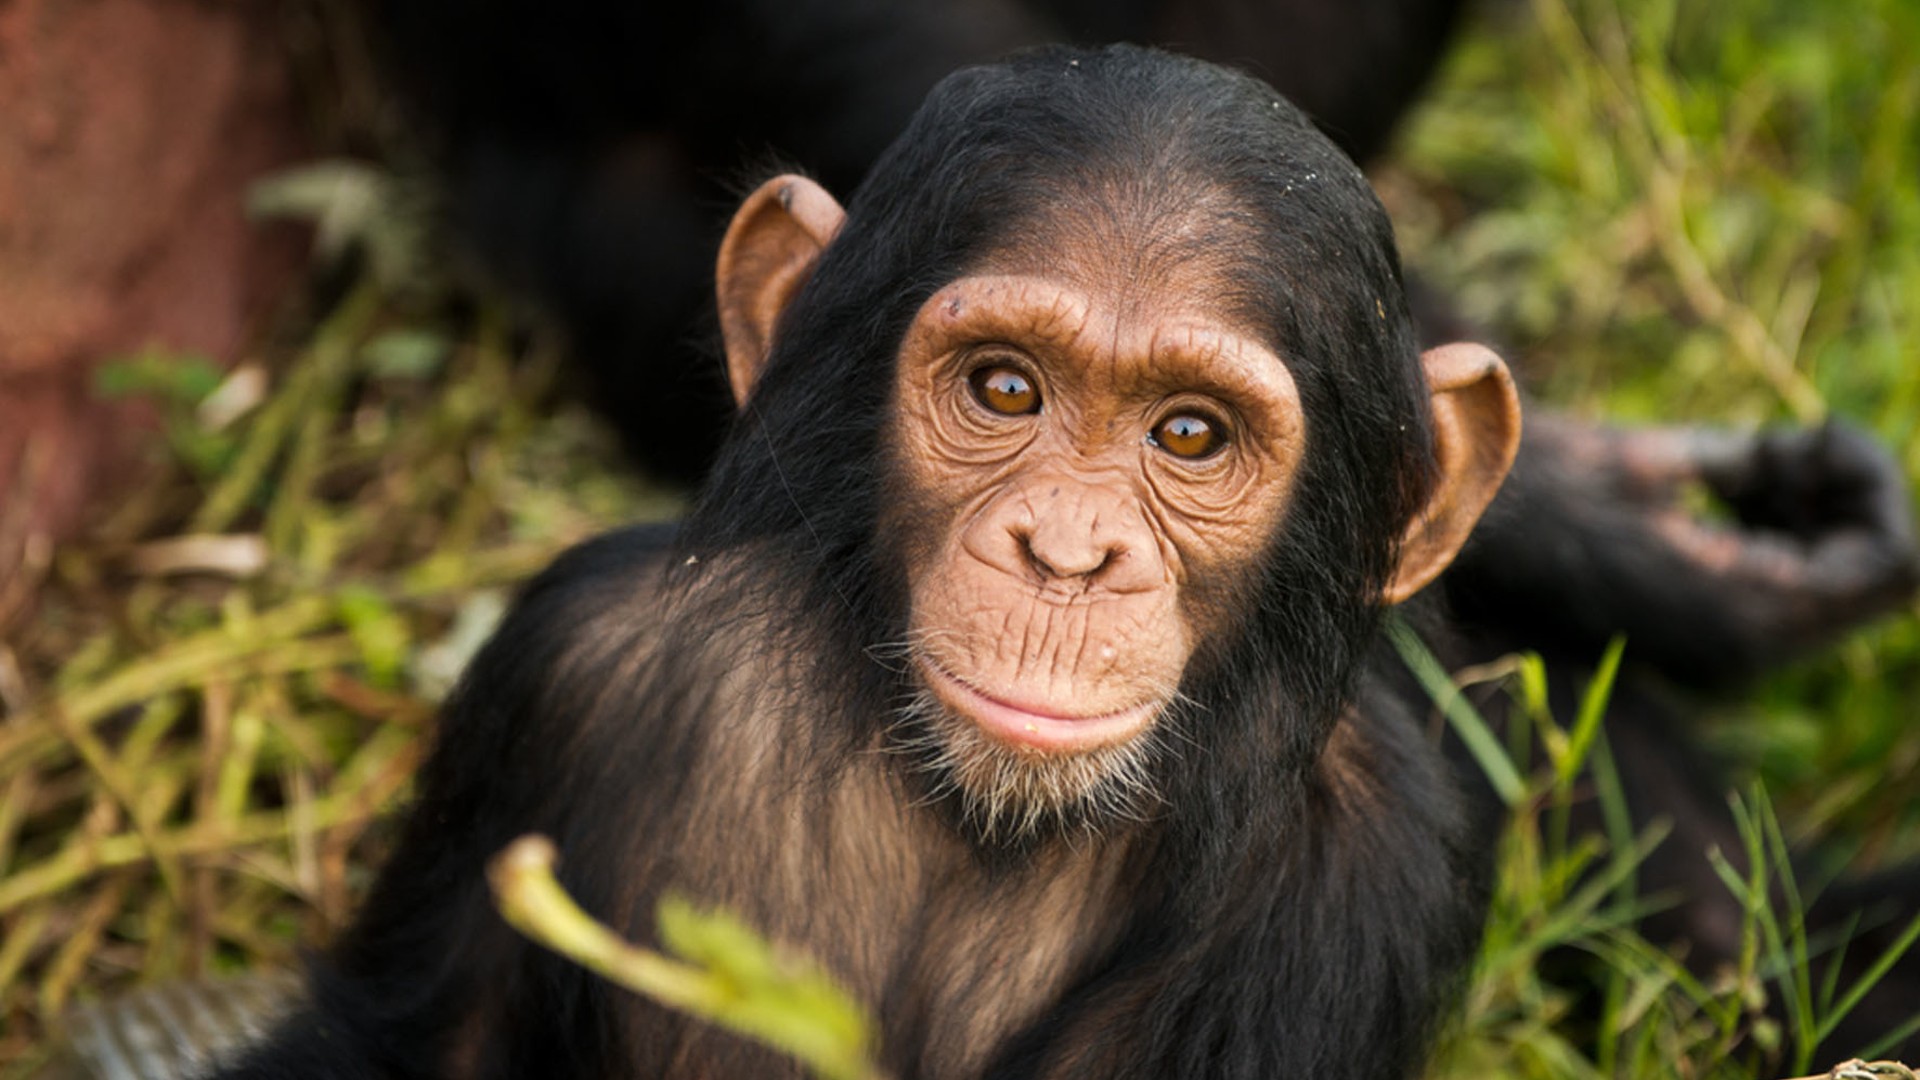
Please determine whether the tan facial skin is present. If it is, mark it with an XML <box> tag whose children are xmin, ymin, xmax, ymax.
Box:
<box><xmin>716</xmin><ymin>175</ymin><xmax>1520</xmax><ymax>828</ymax></box>
<box><xmin>892</xmin><ymin>270</ymin><xmax>1304</xmax><ymax>754</ymax></box>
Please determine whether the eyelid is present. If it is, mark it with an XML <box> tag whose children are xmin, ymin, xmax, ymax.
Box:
<box><xmin>959</xmin><ymin>343</ymin><xmax>1038</xmax><ymax>372</ymax></box>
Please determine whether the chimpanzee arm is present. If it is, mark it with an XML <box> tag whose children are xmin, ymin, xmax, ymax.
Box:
<box><xmin>1443</xmin><ymin>414</ymin><xmax>1920</xmax><ymax>687</ymax></box>
<box><xmin>215</xmin><ymin>524</ymin><xmax>679</xmax><ymax>1079</ymax></box>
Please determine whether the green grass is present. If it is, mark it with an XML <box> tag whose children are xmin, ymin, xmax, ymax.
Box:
<box><xmin>1</xmin><ymin>0</ymin><xmax>1916</xmax><ymax>1074</ymax></box>
<box><xmin>0</xmin><ymin>284</ymin><xmax>673</xmax><ymax>1073</ymax></box>
<box><xmin>1398</xmin><ymin>617</ymin><xmax>1920</xmax><ymax>1079</ymax></box>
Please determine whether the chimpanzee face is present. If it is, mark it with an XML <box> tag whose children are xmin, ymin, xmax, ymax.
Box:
<box><xmin>884</xmin><ymin>230</ymin><xmax>1306</xmax><ymax>830</ymax></box>
<box><xmin>715</xmin><ymin>171</ymin><xmax>1515</xmax><ymax>838</ymax></box>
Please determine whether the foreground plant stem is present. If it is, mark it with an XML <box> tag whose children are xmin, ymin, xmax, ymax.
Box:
<box><xmin>487</xmin><ymin>834</ymin><xmax>885</xmax><ymax>1080</ymax></box>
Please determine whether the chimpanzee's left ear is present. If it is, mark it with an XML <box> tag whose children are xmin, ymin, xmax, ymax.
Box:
<box><xmin>1384</xmin><ymin>342</ymin><xmax>1522</xmax><ymax>604</ymax></box>
<box><xmin>715</xmin><ymin>174</ymin><xmax>847</xmax><ymax>407</ymax></box>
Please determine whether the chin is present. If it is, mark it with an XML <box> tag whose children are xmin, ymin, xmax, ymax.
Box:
<box><xmin>892</xmin><ymin>665</ymin><xmax>1176</xmax><ymax>843</ymax></box>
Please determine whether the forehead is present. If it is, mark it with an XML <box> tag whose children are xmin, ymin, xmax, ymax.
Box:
<box><xmin>974</xmin><ymin>181</ymin><xmax>1259</xmax><ymax>319</ymax></box>
<box><xmin>952</xmin><ymin>196</ymin><xmax>1277</xmax><ymax>371</ymax></box>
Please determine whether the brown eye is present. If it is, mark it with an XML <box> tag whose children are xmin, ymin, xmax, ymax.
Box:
<box><xmin>1151</xmin><ymin>413</ymin><xmax>1225</xmax><ymax>459</ymax></box>
<box><xmin>968</xmin><ymin>365</ymin><xmax>1041</xmax><ymax>415</ymax></box>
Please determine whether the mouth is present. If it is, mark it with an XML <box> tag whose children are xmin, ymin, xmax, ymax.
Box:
<box><xmin>915</xmin><ymin>658</ymin><xmax>1159</xmax><ymax>753</ymax></box>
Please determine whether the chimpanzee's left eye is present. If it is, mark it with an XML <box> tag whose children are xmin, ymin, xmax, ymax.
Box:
<box><xmin>969</xmin><ymin>365</ymin><xmax>1042</xmax><ymax>416</ymax></box>
<box><xmin>1151</xmin><ymin>413</ymin><xmax>1226</xmax><ymax>459</ymax></box>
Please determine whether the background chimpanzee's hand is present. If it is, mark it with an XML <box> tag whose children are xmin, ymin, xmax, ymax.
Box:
<box><xmin>1698</xmin><ymin>422</ymin><xmax>1916</xmax><ymax>549</ymax></box>
<box><xmin>1445</xmin><ymin>414</ymin><xmax>1920</xmax><ymax>687</ymax></box>
<box><xmin>1687</xmin><ymin>422</ymin><xmax>1920</xmax><ymax>624</ymax></box>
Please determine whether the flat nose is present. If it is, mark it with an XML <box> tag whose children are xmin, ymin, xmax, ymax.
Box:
<box><xmin>1019</xmin><ymin>516</ymin><xmax>1119</xmax><ymax>579</ymax></box>
<box><xmin>1007</xmin><ymin>484</ymin><xmax>1159</xmax><ymax>591</ymax></box>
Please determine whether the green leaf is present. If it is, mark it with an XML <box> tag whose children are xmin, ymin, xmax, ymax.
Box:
<box><xmin>364</xmin><ymin>329</ymin><xmax>451</xmax><ymax>380</ymax></box>
<box><xmin>1558</xmin><ymin>637</ymin><xmax>1625</xmax><ymax>788</ymax></box>
<box><xmin>654</xmin><ymin>897</ymin><xmax>875</xmax><ymax>1080</ymax></box>
<box><xmin>94</xmin><ymin>350</ymin><xmax>224</xmax><ymax>404</ymax></box>
<box><xmin>334</xmin><ymin>586</ymin><xmax>409</xmax><ymax>689</ymax></box>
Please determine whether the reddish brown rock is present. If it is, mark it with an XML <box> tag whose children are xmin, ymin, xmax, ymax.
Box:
<box><xmin>0</xmin><ymin>0</ymin><xmax>308</xmax><ymax>620</ymax></box>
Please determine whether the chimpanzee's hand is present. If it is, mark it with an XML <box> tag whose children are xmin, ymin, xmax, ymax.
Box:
<box><xmin>1650</xmin><ymin>422</ymin><xmax>1920</xmax><ymax>641</ymax></box>
<box><xmin>1700</xmin><ymin>423</ymin><xmax>1915</xmax><ymax>546</ymax></box>
<box><xmin>1451</xmin><ymin>415</ymin><xmax>1920</xmax><ymax>686</ymax></box>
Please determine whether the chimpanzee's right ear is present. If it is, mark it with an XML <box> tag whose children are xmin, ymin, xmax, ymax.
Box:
<box><xmin>715</xmin><ymin>174</ymin><xmax>846</xmax><ymax>407</ymax></box>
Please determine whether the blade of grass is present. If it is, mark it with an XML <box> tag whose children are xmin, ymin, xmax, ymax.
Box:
<box><xmin>1387</xmin><ymin>614</ymin><xmax>1526</xmax><ymax>806</ymax></box>
<box><xmin>1558</xmin><ymin>636</ymin><xmax>1625</xmax><ymax>788</ymax></box>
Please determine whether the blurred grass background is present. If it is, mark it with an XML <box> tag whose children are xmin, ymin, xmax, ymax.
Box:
<box><xmin>0</xmin><ymin>0</ymin><xmax>1914</xmax><ymax>1075</ymax></box>
<box><xmin>1384</xmin><ymin>0</ymin><xmax>1920</xmax><ymax>865</ymax></box>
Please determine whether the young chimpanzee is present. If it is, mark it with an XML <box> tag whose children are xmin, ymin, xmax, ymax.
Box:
<box><xmin>220</xmin><ymin>45</ymin><xmax>1917</xmax><ymax>1078</ymax></box>
<box><xmin>226</xmin><ymin>45</ymin><xmax>1515</xmax><ymax>1078</ymax></box>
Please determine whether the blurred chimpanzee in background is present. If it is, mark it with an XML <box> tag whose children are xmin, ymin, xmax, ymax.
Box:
<box><xmin>368</xmin><ymin>0</ymin><xmax>1472</xmax><ymax>483</ymax></box>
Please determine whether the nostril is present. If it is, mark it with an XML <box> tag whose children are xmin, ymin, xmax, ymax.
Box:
<box><xmin>1019</xmin><ymin>525</ymin><xmax>1121</xmax><ymax>581</ymax></box>
<box><xmin>1012</xmin><ymin>527</ymin><xmax>1056</xmax><ymax>579</ymax></box>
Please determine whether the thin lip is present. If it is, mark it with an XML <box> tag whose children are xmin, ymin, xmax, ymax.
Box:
<box><xmin>916</xmin><ymin>658</ymin><xmax>1158</xmax><ymax>753</ymax></box>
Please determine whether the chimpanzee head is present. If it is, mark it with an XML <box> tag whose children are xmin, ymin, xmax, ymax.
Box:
<box><xmin>695</xmin><ymin>44</ymin><xmax>1518</xmax><ymax>839</ymax></box>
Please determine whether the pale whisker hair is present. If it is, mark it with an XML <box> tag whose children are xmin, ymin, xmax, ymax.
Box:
<box><xmin>863</xmin><ymin>626</ymin><xmax>965</xmax><ymax>672</ymax></box>
<box><xmin>886</xmin><ymin>686</ymin><xmax>1171</xmax><ymax>843</ymax></box>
